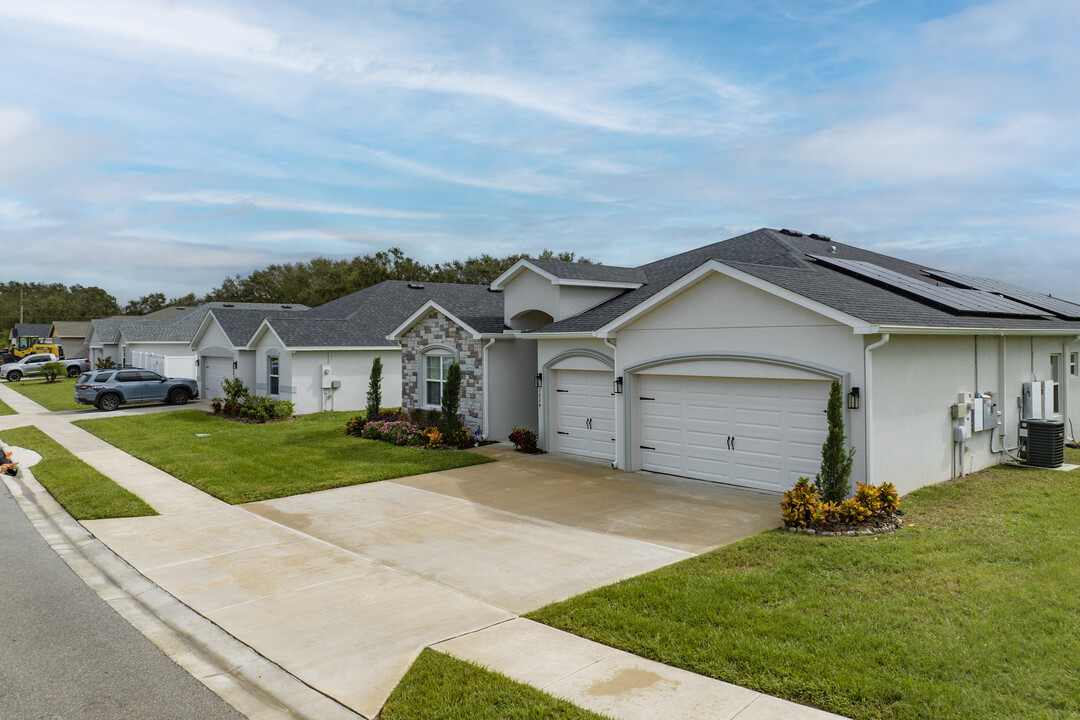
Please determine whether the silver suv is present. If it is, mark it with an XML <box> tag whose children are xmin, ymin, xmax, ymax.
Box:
<box><xmin>75</xmin><ymin>369</ymin><xmax>200</xmax><ymax>411</ymax></box>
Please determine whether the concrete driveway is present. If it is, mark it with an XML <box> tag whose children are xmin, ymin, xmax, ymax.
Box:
<box><xmin>83</xmin><ymin>444</ymin><xmax>781</xmax><ymax>717</ymax></box>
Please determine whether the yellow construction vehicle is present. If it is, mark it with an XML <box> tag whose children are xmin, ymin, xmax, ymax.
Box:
<box><xmin>0</xmin><ymin>336</ymin><xmax>64</xmax><ymax>364</ymax></box>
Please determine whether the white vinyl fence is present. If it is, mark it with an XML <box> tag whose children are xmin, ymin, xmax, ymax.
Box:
<box><xmin>129</xmin><ymin>351</ymin><xmax>197</xmax><ymax>379</ymax></box>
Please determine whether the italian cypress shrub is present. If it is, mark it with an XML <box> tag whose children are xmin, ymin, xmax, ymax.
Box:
<box><xmin>816</xmin><ymin>379</ymin><xmax>856</xmax><ymax>503</ymax></box>
<box><xmin>439</xmin><ymin>362</ymin><xmax>462</xmax><ymax>434</ymax></box>
<box><xmin>366</xmin><ymin>356</ymin><xmax>382</xmax><ymax>419</ymax></box>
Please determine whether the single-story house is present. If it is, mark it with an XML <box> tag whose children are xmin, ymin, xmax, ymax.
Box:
<box><xmin>394</xmin><ymin>228</ymin><xmax>1079</xmax><ymax>495</ymax></box>
<box><xmin>245</xmin><ymin>281</ymin><xmax>526</xmax><ymax>418</ymax></box>
<box><xmin>49</xmin><ymin>321</ymin><xmax>90</xmax><ymax>359</ymax></box>
<box><xmin>84</xmin><ymin>303</ymin><xmax>303</xmax><ymax>379</ymax></box>
<box><xmin>188</xmin><ymin>306</ymin><xmax>310</xmax><ymax>398</ymax></box>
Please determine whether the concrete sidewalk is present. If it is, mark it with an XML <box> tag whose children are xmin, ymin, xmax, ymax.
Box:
<box><xmin>0</xmin><ymin>381</ymin><xmax>846</xmax><ymax>720</ymax></box>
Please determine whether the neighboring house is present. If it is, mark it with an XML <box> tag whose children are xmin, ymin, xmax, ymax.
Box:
<box><xmin>423</xmin><ymin>227</ymin><xmax>1080</xmax><ymax>496</ymax></box>
<box><xmin>84</xmin><ymin>303</ymin><xmax>302</xmax><ymax>378</ymax></box>
<box><xmin>246</xmin><ymin>281</ymin><xmax>535</xmax><ymax>420</ymax></box>
<box><xmin>50</xmin><ymin>321</ymin><xmax>91</xmax><ymax>359</ymax></box>
<box><xmin>188</xmin><ymin>306</ymin><xmax>309</xmax><ymax>398</ymax></box>
<box><xmin>10</xmin><ymin>323</ymin><xmax>53</xmax><ymax>342</ymax></box>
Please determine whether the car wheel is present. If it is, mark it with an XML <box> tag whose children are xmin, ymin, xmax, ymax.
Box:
<box><xmin>167</xmin><ymin>388</ymin><xmax>190</xmax><ymax>405</ymax></box>
<box><xmin>6</xmin><ymin>370</ymin><xmax>21</xmax><ymax>382</ymax></box>
<box><xmin>67</xmin><ymin>366</ymin><xmax>80</xmax><ymax>378</ymax></box>
<box><xmin>97</xmin><ymin>394</ymin><xmax>121</xmax><ymax>412</ymax></box>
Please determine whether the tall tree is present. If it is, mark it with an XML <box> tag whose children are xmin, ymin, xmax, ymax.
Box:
<box><xmin>816</xmin><ymin>380</ymin><xmax>856</xmax><ymax>502</ymax></box>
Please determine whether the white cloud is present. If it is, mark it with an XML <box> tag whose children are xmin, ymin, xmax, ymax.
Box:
<box><xmin>142</xmin><ymin>191</ymin><xmax>444</xmax><ymax>220</ymax></box>
<box><xmin>0</xmin><ymin>198</ymin><xmax>59</xmax><ymax>229</ymax></box>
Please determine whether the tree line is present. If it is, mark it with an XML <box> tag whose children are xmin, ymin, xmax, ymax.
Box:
<box><xmin>1</xmin><ymin>248</ymin><xmax>589</xmax><ymax>334</ymax></box>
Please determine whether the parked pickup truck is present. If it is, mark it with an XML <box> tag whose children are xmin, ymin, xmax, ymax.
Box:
<box><xmin>0</xmin><ymin>353</ymin><xmax>91</xmax><ymax>382</ymax></box>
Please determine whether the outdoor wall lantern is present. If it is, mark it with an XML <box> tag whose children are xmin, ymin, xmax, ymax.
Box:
<box><xmin>534</xmin><ymin>373</ymin><xmax>543</xmax><ymax>388</ymax></box>
<box><xmin>847</xmin><ymin>387</ymin><xmax>860</xmax><ymax>410</ymax></box>
<box><xmin>233</xmin><ymin>360</ymin><xmax>238</xmax><ymax>370</ymax></box>
<box><xmin>195</xmin><ymin>358</ymin><xmax>199</xmax><ymax>367</ymax></box>
<box><xmin>613</xmin><ymin>376</ymin><xmax>624</xmax><ymax>394</ymax></box>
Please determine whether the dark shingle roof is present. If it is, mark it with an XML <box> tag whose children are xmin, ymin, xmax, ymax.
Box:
<box><xmin>268</xmin><ymin>281</ymin><xmax>506</xmax><ymax>347</ymax></box>
<box><xmin>13</xmin><ymin>323</ymin><xmax>53</xmax><ymax>338</ymax></box>
<box><xmin>531</xmin><ymin>228</ymin><xmax>1080</xmax><ymax>333</ymax></box>
<box><xmin>524</xmin><ymin>259</ymin><xmax>647</xmax><ymax>284</ymax></box>
<box><xmin>104</xmin><ymin>303</ymin><xmax>307</xmax><ymax>343</ymax></box>
<box><xmin>205</xmin><ymin>308</ymin><xmax>311</xmax><ymax>347</ymax></box>
<box><xmin>51</xmin><ymin>321</ymin><xmax>90</xmax><ymax>337</ymax></box>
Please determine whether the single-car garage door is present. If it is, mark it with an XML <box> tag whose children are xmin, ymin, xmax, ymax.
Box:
<box><xmin>637</xmin><ymin>375</ymin><xmax>829</xmax><ymax>493</ymax></box>
<box><xmin>202</xmin><ymin>356</ymin><xmax>233</xmax><ymax>398</ymax></box>
<box><xmin>552</xmin><ymin>369</ymin><xmax>616</xmax><ymax>462</ymax></box>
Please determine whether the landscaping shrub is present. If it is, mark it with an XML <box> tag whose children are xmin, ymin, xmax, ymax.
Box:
<box><xmin>439</xmin><ymin>362</ymin><xmax>462</xmax><ymax>436</ymax></box>
<box><xmin>408</xmin><ymin>407</ymin><xmax>442</xmax><ymax>428</ymax></box>
<box><xmin>817</xmin><ymin>379</ymin><xmax>856</xmax><ymax>503</ymax></box>
<box><xmin>423</xmin><ymin>426</ymin><xmax>443</xmax><ymax>449</ymax></box>
<box><xmin>344</xmin><ymin>415</ymin><xmax>367</xmax><ymax>437</ymax></box>
<box><xmin>781</xmin><ymin>476</ymin><xmax>900</xmax><ymax>531</ymax></box>
<box><xmin>508</xmin><ymin>426</ymin><xmax>538</xmax><ymax>452</ymax></box>
<box><xmin>360</xmin><ymin>419</ymin><xmax>426</xmax><ymax>446</ymax></box>
<box><xmin>366</xmin><ymin>357</ymin><xmax>383</xmax><ymax>421</ymax></box>
<box><xmin>211</xmin><ymin>378</ymin><xmax>293</xmax><ymax>423</ymax></box>
<box><xmin>444</xmin><ymin>424</ymin><xmax>472</xmax><ymax>449</ymax></box>
<box><xmin>95</xmin><ymin>356</ymin><xmax>116</xmax><ymax>369</ymax></box>
<box><xmin>41</xmin><ymin>361</ymin><xmax>65</xmax><ymax>383</ymax></box>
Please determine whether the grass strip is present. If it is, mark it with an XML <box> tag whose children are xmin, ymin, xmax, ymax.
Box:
<box><xmin>1</xmin><ymin>426</ymin><xmax>157</xmax><ymax>520</ymax></box>
<box><xmin>74</xmin><ymin>410</ymin><xmax>493</xmax><ymax>504</ymax></box>
<box><xmin>1</xmin><ymin>377</ymin><xmax>82</xmax><ymax>411</ymax></box>
<box><xmin>381</xmin><ymin>649</ymin><xmax>610</xmax><ymax>720</ymax></box>
<box><xmin>528</xmin><ymin>449</ymin><xmax>1080</xmax><ymax>720</ymax></box>
<box><xmin>0</xmin><ymin>397</ymin><xmax>14</xmax><ymax>415</ymax></box>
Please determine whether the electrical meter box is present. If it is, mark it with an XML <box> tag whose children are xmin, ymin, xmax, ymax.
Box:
<box><xmin>321</xmin><ymin>363</ymin><xmax>333</xmax><ymax>389</ymax></box>
<box><xmin>973</xmin><ymin>392</ymin><xmax>1000</xmax><ymax>432</ymax></box>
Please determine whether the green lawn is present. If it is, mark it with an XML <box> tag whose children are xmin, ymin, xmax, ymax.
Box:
<box><xmin>381</xmin><ymin>649</ymin><xmax>610</xmax><ymax>720</ymax></box>
<box><xmin>0</xmin><ymin>397</ymin><xmax>14</xmax><ymax>415</ymax></box>
<box><xmin>73</xmin><ymin>410</ymin><xmax>494</xmax><ymax>504</ymax></box>
<box><xmin>528</xmin><ymin>449</ymin><xmax>1080</xmax><ymax>720</ymax></box>
<box><xmin>1</xmin><ymin>376</ymin><xmax>82</xmax><ymax>411</ymax></box>
<box><xmin>0</xmin><ymin>426</ymin><xmax>157</xmax><ymax>520</ymax></box>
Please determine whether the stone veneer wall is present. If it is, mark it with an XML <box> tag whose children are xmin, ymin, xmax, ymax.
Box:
<box><xmin>401</xmin><ymin>310</ymin><xmax>484</xmax><ymax>432</ymax></box>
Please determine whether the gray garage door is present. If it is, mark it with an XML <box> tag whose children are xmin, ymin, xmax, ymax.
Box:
<box><xmin>637</xmin><ymin>375</ymin><xmax>830</xmax><ymax>493</ymax></box>
<box><xmin>552</xmin><ymin>369</ymin><xmax>616</xmax><ymax>462</ymax></box>
<box><xmin>201</xmin><ymin>357</ymin><xmax>233</xmax><ymax>399</ymax></box>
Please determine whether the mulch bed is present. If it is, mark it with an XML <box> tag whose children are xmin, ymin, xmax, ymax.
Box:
<box><xmin>209</xmin><ymin>412</ymin><xmax>295</xmax><ymax>425</ymax></box>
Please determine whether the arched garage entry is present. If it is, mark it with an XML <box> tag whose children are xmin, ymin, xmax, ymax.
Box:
<box><xmin>626</xmin><ymin>353</ymin><xmax>849</xmax><ymax>493</ymax></box>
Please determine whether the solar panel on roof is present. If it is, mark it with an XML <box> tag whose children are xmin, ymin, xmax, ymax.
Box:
<box><xmin>810</xmin><ymin>255</ymin><xmax>1052</xmax><ymax>318</ymax></box>
<box><xmin>922</xmin><ymin>269</ymin><xmax>1080</xmax><ymax>320</ymax></box>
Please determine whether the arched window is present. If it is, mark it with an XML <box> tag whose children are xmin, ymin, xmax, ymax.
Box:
<box><xmin>422</xmin><ymin>348</ymin><xmax>455</xmax><ymax>407</ymax></box>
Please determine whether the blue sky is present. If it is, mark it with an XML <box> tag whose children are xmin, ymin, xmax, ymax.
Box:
<box><xmin>2</xmin><ymin>0</ymin><xmax>1079</xmax><ymax>303</ymax></box>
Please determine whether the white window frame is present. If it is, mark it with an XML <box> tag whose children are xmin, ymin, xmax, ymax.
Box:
<box><xmin>1071</xmin><ymin>351</ymin><xmax>1079</xmax><ymax>377</ymax></box>
<box><xmin>268</xmin><ymin>355</ymin><xmax>280</xmax><ymax>396</ymax></box>
<box><xmin>422</xmin><ymin>348</ymin><xmax>456</xmax><ymax>408</ymax></box>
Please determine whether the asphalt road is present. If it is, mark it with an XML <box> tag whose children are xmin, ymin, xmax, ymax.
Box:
<box><xmin>0</xmin><ymin>483</ymin><xmax>246</xmax><ymax>720</ymax></box>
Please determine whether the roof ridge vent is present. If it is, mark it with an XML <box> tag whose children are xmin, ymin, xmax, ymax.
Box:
<box><xmin>809</xmin><ymin>233</ymin><xmax>832</xmax><ymax>241</ymax></box>
<box><xmin>222</xmin><ymin>303</ymin><xmax>234</xmax><ymax>308</ymax></box>
<box><xmin>778</xmin><ymin>228</ymin><xmax>803</xmax><ymax>237</ymax></box>
<box><xmin>408</xmin><ymin>283</ymin><xmax>425</xmax><ymax>289</ymax></box>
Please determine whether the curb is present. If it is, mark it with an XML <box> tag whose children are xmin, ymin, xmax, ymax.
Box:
<box><xmin>1</xmin><ymin>441</ymin><xmax>367</xmax><ymax>720</ymax></box>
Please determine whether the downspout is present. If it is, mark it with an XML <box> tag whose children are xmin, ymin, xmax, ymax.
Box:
<box><xmin>863</xmin><ymin>333</ymin><xmax>890</xmax><ymax>485</ymax></box>
<box><xmin>603</xmin><ymin>337</ymin><xmax>618</xmax><ymax>468</ymax></box>
<box><xmin>481</xmin><ymin>338</ymin><xmax>496</xmax><ymax>439</ymax></box>
<box><xmin>1067</xmin><ymin>335</ymin><xmax>1080</xmax><ymax>443</ymax></box>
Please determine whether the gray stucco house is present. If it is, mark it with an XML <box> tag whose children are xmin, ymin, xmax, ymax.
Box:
<box><xmin>391</xmin><ymin>228</ymin><xmax>1080</xmax><ymax>495</ymax></box>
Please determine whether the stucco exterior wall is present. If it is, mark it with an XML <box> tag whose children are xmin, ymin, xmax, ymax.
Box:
<box><xmin>485</xmin><ymin>338</ymin><xmax>538</xmax><ymax>440</ymax></box>
<box><xmin>400</xmin><ymin>310</ymin><xmax>483</xmax><ymax>431</ymax></box>
<box><xmin>253</xmin><ymin>334</ymin><xmax>291</xmax><ymax>404</ymax></box>
<box><xmin>502</xmin><ymin>268</ymin><xmax>624</xmax><ymax>327</ymax></box>
<box><xmin>872</xmin><ymin>333</ymin><xmax>1080</xmax><ymax>494</ymax></box>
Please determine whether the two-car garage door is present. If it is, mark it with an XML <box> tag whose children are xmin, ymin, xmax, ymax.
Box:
<box><xmin>636</xmin><ymin>375</ymin><xmax>829</xmax><ymax>493</ymax></box>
